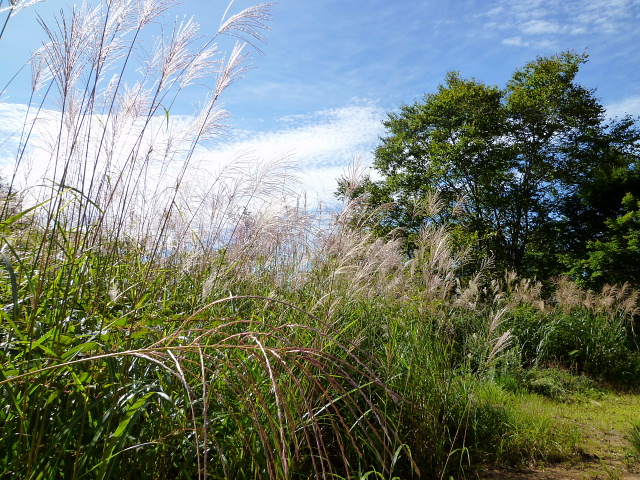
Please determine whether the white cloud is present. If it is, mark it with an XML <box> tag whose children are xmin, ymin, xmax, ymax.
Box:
<box><xmin>502</xmin><ymin>35</ymin><xmax>556</xmax><ymax>49</ymax></box>
<box><xmin>486</xmin><ymin>6</ymin><xmax>505</xmax><ymax>16</ymax></box>
<box><xmin>484</xmin><ymin>0</ymin><xmax>640</xmax><ymax>45</ymax></box>
<box><xmin>0</xmin><ymin>102</ymin><xmax>49</xmax><ymax>185</ymax></box>
<box><xmin>520</xmin><ymin>19</ymin><xmax>562</xmax><ymax>35</ymax></box>
<box><xmin>199</xmin><ymin>101</ymin><xmax>387</xmax><ymax>201</ymax></box>
<box><xmin>570</xmin><ymin>26</ymin><xmax>587</xmax><ymax>35</ymax></box>
<box><xmin>502</xmin><ymin>36</ymin><xmax>530</xmax><ymax>47</ymax></box>
<box><xmin>605</xmin><ymin>96</ymin><xmax>640</xmax><ymax>118</ymax></box>
<box><xmin>0</xmin><ymin>100</ymin><xmax>387</xmax><ymax>205</ymax></box>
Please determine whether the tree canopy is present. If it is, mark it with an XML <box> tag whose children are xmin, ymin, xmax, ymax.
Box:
<box><xmin>340</xmin><ymin>51</ymin><xmax>640</xmax><ymax>285</ymax></box>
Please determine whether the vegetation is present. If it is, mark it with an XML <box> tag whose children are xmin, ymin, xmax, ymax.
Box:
<box><xmin>341</xmin><ymin>51</ymin><xmax>640</xmax><ymax>285</ymax></box>
<box><xmin>1</xmin><ymin>1</ymin><xmax>639</xmax><ymax>479</ymax></box>
<box><xmin>631</xmin><ymin>418</ymin><xmax>640</xmax><ymax>459</ymax></box>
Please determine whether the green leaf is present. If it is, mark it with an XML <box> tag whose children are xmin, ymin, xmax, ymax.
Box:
<box><xmin>62</xmin><ymin>341</ymin><xmax>100</xmax><ymax>361</ymax></box>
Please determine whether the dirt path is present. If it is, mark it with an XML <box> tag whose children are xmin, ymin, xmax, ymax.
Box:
<box><xmin>481</xmin><ymin>393</ymin><xmax>640</xmax><ymax>479</ymax></box>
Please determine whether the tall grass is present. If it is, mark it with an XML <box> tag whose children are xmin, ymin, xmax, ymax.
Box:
<box><xmin>0</xmin><ymin>1</ymin><xmax>404</xmax><ymax>478</ymax></box>
<box><xmin>1</xmin><ymin>1</ymin><xmax>640</xmax><ymax>478</ymax></box>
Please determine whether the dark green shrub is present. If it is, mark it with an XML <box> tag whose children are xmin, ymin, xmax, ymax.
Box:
<box><xmin>522</xmin><ymin>368</ymin><xmax>601</xmax><ymax>401</ymax></box>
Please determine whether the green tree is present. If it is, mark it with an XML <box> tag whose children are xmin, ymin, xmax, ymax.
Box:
<box><xmin>553</xmin><ymin>116</ymin><xmax>640</xmax><ymax>285</ymax></box>
<box><xmin>574</xmin><ymin>193</ymin><xmax>640</xmax><ymax>286</ymax></box>
<box><xmin>344</xmin><ymin>51</ymin><xmax>640</xmax><ymax>280</ymax></box>
<box><xmin>364</xmin><ymin>71</ymin><xmax>510</xmax><ymax>258</ymax></box>
<box><xmin>562</xmin><ymin>164</ymin><xmax>640</xmax><ymax>287</ymax></box>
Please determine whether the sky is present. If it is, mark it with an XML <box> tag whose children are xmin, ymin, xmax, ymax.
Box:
<box><xmin>1</xmin><ymin>0</ymin><xmax>639</xmax><ymax>203</ymax></box>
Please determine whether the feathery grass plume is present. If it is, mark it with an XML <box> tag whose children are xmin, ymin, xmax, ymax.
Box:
<box><xmin>484</xmin><ymin>307</ymin><xmax>512</xmax><ymax>367</ymax></box>
<box><xmin>215</xmin><ymin>198</ymin><xmax>318</xmax><ymax>289</ymax></box>
<box><xmin>336</xmin><ymin>155</ymin><xmax>369</xmax><ymax>200</ymax></box>
<box><xmin>494</xmin><ymin>270</ymin><xmax>545</xmax><ymax>311</ymax></box>
<box><xmin>460</xmin><ymin>304</ymin><xmax>514</xmax><ymax>375</ymax></box>
<box><xmin>0</xmin><ymin>0</ymin><xmax>46</xmax><ymax>16</ymax></box>
<box><xmin>416</xmin><ymin>188</ymin><xmax>446</xmax><ymax>219</ymax></box>
<box><xmin>334</xmin><ymin>156</ymin><xmax>398</xmax><ymax>237</ymax></box>
<box><xmin>326</xmin><ymin>230</ymin><xmax>405</xmax><ymax>297</ymax></box>
<box><xmin>455</xmin><ymin>273</ymin><xmax>481</xmax><ymax>310</ymax></box>
<box><xmin>553</xmin><ymin>276</ymin><xmax>584</xmax><ymax>312</ymax></box>
<box><xmin>0</xmin><ymin>0</ymin><xmax>405</xmax><ymax>477</ymax></box>
<box><xmin>620</xmin><ymin>285</ymin><xmax>640</xmax><ymax>318</ymax></box>
<box><xmin>218</xmin><ymin>2</ymin><xmax>272</xmax><ymax>52</ymax></box>
<box><xmin>597</xmin><ymin>282</ymin><xmax>640</xmax><ymax>319</ymax></box>
<box><xmin>190</xmin><ymin>155</ymin><xmax>317</xmax><ymax>295</ymax></box>
<box><xmin>298</xmin><ymin>170</ymin><xmax>410</xmax><ymax>319</ymax></box>
<box><xmin>315</xmin><ymin>212</ymin><xmax>407</xmax><ymax>315</ymax></box>
<box><xmin>553</xmin><ymin>276</ymin><xmax>639</xmax><ymax>320</ymax></box>
<box><xmin>486</xmin><ymin>330</ymin><xmax>513</xmax><ymax>366</ymax></box>
<box><xmin>400</xmin><ymin>190</ymin><xmax>475</xmax><ymax>303</ymax></box>
<box><xmin>455</xmin><ymin>256</ymin><xmax>493</xmax><ymax>310</ymax></box>
<box><xmin>407</xmin><ymin>222</ymin><xmax>470</xmax><ymax>303</ymax></box>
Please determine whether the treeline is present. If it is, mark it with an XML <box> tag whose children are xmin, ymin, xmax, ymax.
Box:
<box><xmin>339</xmin><ymin>51</ymin><xmax>640</xmax><ymax>287</ymax></box>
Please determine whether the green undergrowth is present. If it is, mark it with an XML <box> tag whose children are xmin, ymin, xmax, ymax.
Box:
<box><xmin>510</xmin><ymin>388</ymin><xmax>640</xmax><ymax>467</ymax></box>
<box><xmin>630</xmin><ymin>418</ymin><xmax>640</xmax><ymax>460</ymax></box>
<box><xmin>1</xmin><ymin>232</ymin><xmax>639</xmax><ymax>479</ymax></box>
<box><xmin>0</xmin><ymin>1</ymin><xmax>639</xmax><ymax>476</ymax></box>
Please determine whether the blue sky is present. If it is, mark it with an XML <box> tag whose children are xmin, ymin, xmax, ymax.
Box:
<box><xmin>1</xmin><ymin>0</ymin><xmax>640</xmax><ymax>200</ymax></box>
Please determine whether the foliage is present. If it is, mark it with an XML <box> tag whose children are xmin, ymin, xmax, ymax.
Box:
<box><xmin>2</xmin><ymin>3</ymin><xmax>640</xmax><ymax>479</ymax></box>
<box><xmin>341</xmin><ymin>51</ymin><xmax>640</xmax><ymax>282</ymax></box>
<box><xmin>565</xmin><ymin>192</ymin><xmax>640</xmax><ymax>287</ymax></box>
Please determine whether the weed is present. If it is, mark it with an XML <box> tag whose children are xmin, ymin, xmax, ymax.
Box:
<box><xmin>629</xmin><ymin>418</ymin><xmax>640</xmax><ymax>458</ymax></box>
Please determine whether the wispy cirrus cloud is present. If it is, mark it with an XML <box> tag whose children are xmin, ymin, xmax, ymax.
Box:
<box><xmin>0</xmin><ymin>100</ymin><xmax>386</xmax><ymax>204</ymax></box>
<box><xmin>605</xmin><ymin>96</ymin><xmax>640</xmax><ymax>118</ymax></box>
<box><xmin>501</xmin><ymin>35</ymin><xmax>557</xmax><ymax>49</ymax></box>
<box><xmin>484</xmin><ymin>0</ymin><xmax>640</xmax><ymax>47</ymax></box>
<box><xmin>200</xmin><ymin>101</ymin><xmax>387</xmax><ymax>201</ymax></box>
<box><xmin>519</xmin><ymin>19</ymin><xmax>562</xmax><ymax>35</ymax></box>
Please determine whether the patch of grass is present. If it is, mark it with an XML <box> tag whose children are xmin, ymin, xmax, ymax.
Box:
<box><xmin>629</xmin><ymin>418</ymin><xmax>640</xmax><ymax>459</ymax></box>
<box><xmin>473</xmin><ymin>384</ymin><xmax>580</xmax><ymax>468</ymax></box>
<box><xmin>510</xmin><ymin>390</ymin><xmax>640</xmax><ymax>465</ymax></box>
<box><xmin>523</xmin><ymin>368</ymin><xmax>603</xmax><ymax>402</ymax></box>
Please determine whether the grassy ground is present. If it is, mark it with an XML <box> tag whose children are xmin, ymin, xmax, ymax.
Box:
<box><xmin>481</xmin><ymin>389</ymin><xmax>640</xmax><ymax>480</ymax></box>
